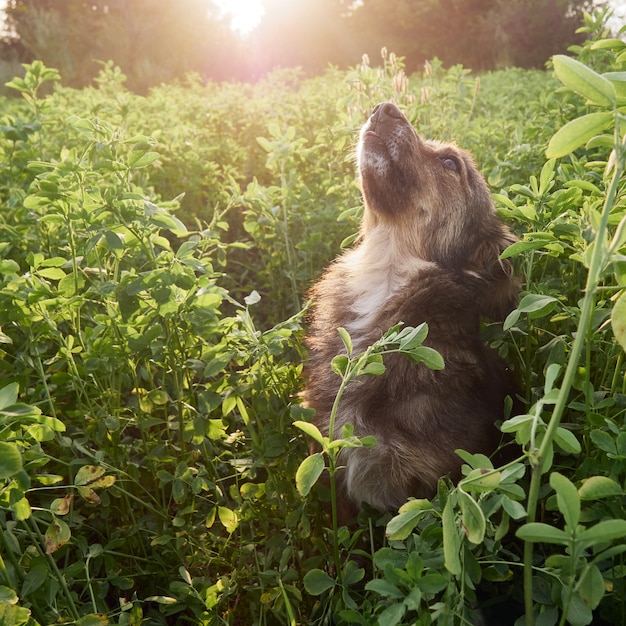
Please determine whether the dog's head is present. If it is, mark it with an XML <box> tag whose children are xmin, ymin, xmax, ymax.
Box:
<box><xmin>356</xmin><ymin>102</ymin><xmax>518</xmax><ymax>320</ymax></box>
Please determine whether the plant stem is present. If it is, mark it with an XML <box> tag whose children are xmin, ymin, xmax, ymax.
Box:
<box><xmin>25</xmin><ymin>518</ymin><xmax>81</xmax><ymax>621</ymax></box>
<box><xmin>326</xmin><ymin>374</ymin><xmax>349</xmax><ymax>584</ymax></box>
<box><xmin>280</xmin><ymin>164</ymin><xmax>300</xmax><ymax>314</ymax></box>
<box><xmin>522</xmin><ymin>137</ymin><xmax>625</xmax><ymax>626</ymax></box>
<box><xmin>0</xmin><ymin>549</ymin><xmax>12</xmax><ymax>587</ymax></box>
<box><xmin>85</xmin><ymin>554</ymin><xmax>99</xmax><ymax>613</ymax></box>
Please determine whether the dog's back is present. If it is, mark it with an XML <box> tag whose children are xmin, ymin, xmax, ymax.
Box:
<box><xmin>304</xmin><ymin>103</ymin><xmax>519</xmax><ymax>521</ymax></box>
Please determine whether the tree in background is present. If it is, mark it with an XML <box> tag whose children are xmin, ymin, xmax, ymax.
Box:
<box><xmin>347</xmin><ymin>0</ymin><xmax>593</xmax><ymax>72</ymax></box>
<box><xmin>3</xmin><ymin>0</ymin><xmax>240</xmax><ymax>90</ymax></box>
<box><xmin>1</xmin><ymin>0</ymin><xmax>601</xmax><ymax>90</ymax></box>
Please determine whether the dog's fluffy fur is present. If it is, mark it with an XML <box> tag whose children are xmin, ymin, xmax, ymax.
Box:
<box><xmin>303</xmin><ymin>103</ymin><xmax>519</xmax><ymax>522</ymax></box>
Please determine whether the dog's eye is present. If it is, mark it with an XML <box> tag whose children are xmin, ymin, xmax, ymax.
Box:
<box><xmin>439</xmin><ymin>156</ymin><xmax>460</xmax><ymax>172</ymax></box>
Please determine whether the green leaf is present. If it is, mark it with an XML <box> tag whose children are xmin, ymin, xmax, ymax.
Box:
<box><xmin>461</xmin><ymin>468</ymin><xmax>501</xmax><ymax>493</ymax></box>
<box><xmin>295</xmin><ymin>453</ymin><xmax>325</xmax><ymax>497</ymax></box>
<box><xmin>553</xmin><ymin>54</ymin><xmax>616</xmax><ymax>106</ymax></box>
<box><xmin>397</xmin><ymin>323</ymin><xmax>428</xmax><ymax>350</ymax></box>
<box><xmin>577</xmin><ymin>564</ymin><xmax>605</xmax><ymax>611</ymax></box>
<box><xmin>293</xmin><ymin>421</ymin><xmax>325</xmax><ymax>447</ymax></box>
<box><xmin>458</xmin><ymin>491</ymin><xmax>485</xmax><ymax>544</ymax></box>
<box><xmin>502</xmin><ymin>496</ymin><xmax>526</xmax><ymax>520</ymax></box>
<box><xmin>364</xmin><ymin>579</ymin><xmax>404</xmax><ymax>599</ymax></box>
<box><xmin>590</xmin><ymin>544</ymin><xmax>626</xmax><ymax>565</ymax></box>
<box><xmin>0</xmin><ymin>586</ymin><xmax>18</xmax><ymax>604</ymax></box>
<box><xmin>0</xmin><ymin>259</ymin><xmax>20</xmax><ymax>274</ymax></box>
<box><xmin>217</xmin><ymin>506</ymin><xmax>239</xmax><ymax>533</ymax></box>
<box><xmin>0</xmin><ymin>603</ymin><xmax>31</xmax><ymax>626</ymax></box>
<box><xmin>546</xmin><ymin>112</ymin><xmax>613</xmax><ymax>159</ymax></box>
<box><xmin>406</xmin><ymin>346</ymin><xmax>445</xmax><ymax>370</ymax></box>
<box><xmin>303</xmin><ymin>569</ymin><xmax>335</xmax><ymax>595</ymax></box>
<box><xmin>550</xmin><ymin>472</ymin><xmax>580</xmax><ymax>529</ymax></box>
<box><xmin>40</xmin><ymin>256</ymin><xmax>67</xmax><ymax>268</ymax></box>
<box><xmin>418</xmin><ymin>573</ymin><xmax>447</xmax><ymax>594</ymax></box>
<box><xmin>222</xmin><ymin>395</ymin><xmax>237</xmax><ymax>416</ymax></box>
<box><xmin>75</xmin><ymin>465</ymin><xmax>106</xmax><ymax>486</ymax></box>
<box><xmin>104</xmin><ymin>230</ymin><xmax>124</xmax><ymax>255</ymax></box>
<box><xmin>256</xmin><ymin>136</ymin><xmax>273</xmax><ymax>152</ymax></box>
<box><xmin>244</xmin><ymin>290</ymin><xmax>261</xmax><ymax>306</ymax></box>
<box><xmin>179</xmin><ymin>566</ymin><xmax>193</xmax><ymax>586</ymax></box>
<box><xmin>456</xmin><ymin>449</ymin><xmax>494</xmax><ymax>470</ymax></box>
<box><xmin>149</xmin><ymin>212</ymin><xmax>187</xmax><ymax>235</ymax></box>
<box><xmin>578</xmin><ymin>519</ymin><xmax>626</xmax><ymax>546</ymax></box>
<box><xmin>128</xmin><ymin>150</ymin><xmax>160</xmax><ymax>168</ymax></box>
<box><xmin>442</xmin><ymin>497</ymin><xmax>461</xmax><ymax>576</ymax></box>
<box><xmin>611</xmin><ymin>290</ymin><xmax>626</xmax><ymax>353</ymax></box>
<box><xmin>0</xmin><ymin>383</ymin><xmax>18</xmax><ymax>410</ymax></box>
<box><xmin>12</xmin><ymin>497</ymin><xmax>31</xmax><ymax>521</ymax></box>
<box><xmin>386</xmin><ymin>508</ymin><xmax>427</xmax><ymax>541</ymax></box>
<box><xmin>0</xmin><ymin>442</ymin><xmax>23</xmax><ymax>480</ymax></box>
<box><xmin>376</xmin><ymin>602</ymin><xmax>406</xmax><ymax>626</ymax></box>
<box><xmin>20</xmin><ymin>560</ymin><xmax>48</xmax><ymax>596</ymax></box>
<box><xmin>590</xmin><ymin>38</ymin><xmax>626</xmax><ymax>51</ymax></box>
<box><xmin>44</xmin><ymin>518</ymin><xmax>71</xmax><ymax>554</ymax></box>
<box><xmin>148</xmin><ymin>389</ymin><xmax>169</xmax><ymax>406</ymax></box>
<box><xmin>337</xmin><ymin>327</ymin><xmax>352</xmax><ymax>354</ymax></box>
<box><xmin>539</xmin><ymin>158</ymin><xmax>556</xmax><ymax>194</ymax></box>
<box><xmin>331</xmin><ymin>354</ymin><xmax>349</xmax><ymax>376</ymax></box>
<box><xmin>516</xmin><ymin>522</ymin><xmax>570</xmax><ymax>545</ymax></box>
<box><xmin>500</xmin><ymin>239</ymin><xmax>549</xmax><ymax>259</ymax></box>
<box><xmin>517</xmin><ymin>293</ymin><xmax>558</xmax><ymax>315</ymax></box>
<box><xmin>544</xmin><ymin>363</ymin><xmax>561</xmax><ymax>394</ymax></box>
<box><xmin>361</xmin><ymin>360</ymin><xmax>386</xmax><ymax>376</ymax></box>
<box><xmin>563</xmin><ymin>589</ymin><xmax>593</xmax><ymax>626</ymax></box>
<box><xmin>373</xmin><ymin>547</ymin><xmax>408</xmax><ymax>571</ymax></box>
<box><xmin>342</xmin><ymin>560</ymin><xmax>365</xmax><ymax>586</ymax></box>
<box><xmin>554</xmin><ymin>427</ymin><xmax>581</xmax><ymax>454</ymax></box>
<box><xmin>590</xmin><ymin>429</ymin><xmax>616</xmax><ymax>455</ymax></box>
<box><xmin>51</xmin><ymin>494</ymin><xmax>73</xmax><ymax>516</ymax></box>
<box><xmin>75</xmin><ymin>615</ymin><xmax>109</xmax><ymax>626</ymax></box>
<box><xmin>578</xmin><ymin>475</ymin><xmax>623</xmax><ymax>500</ymax></box>
<box><xmin>398</xmin><ymin>498</ymin><xmax>433</xmax><ymax>513</ymax></box>
<box><xmin>37</xmin><ymin>267</ymin><xmax>66</xmax><ymax>280</ymax></box>
<box><xmin>145</xmin><ymin>595</ymin><xmax>177</xmax><ymax>605</ymax></box>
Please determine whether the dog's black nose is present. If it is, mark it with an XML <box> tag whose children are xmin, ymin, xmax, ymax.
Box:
<box><xmin>372</xmin><ymin>102</ymin><xmax>403</xmax><ymax>121</ymax></box>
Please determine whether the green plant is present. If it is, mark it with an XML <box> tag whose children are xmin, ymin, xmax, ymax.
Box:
<box><xmin>2</xmin><ymin>16</ymin><xmax>626</xmax><ymax>624</ymax></box>
<box><xmin>496</xmin><ymin>42</ymin><xmax>626</xmax><ymax>626</ymax></box>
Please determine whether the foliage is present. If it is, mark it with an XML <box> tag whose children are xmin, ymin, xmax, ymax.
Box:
<box><xmin>1</xmin><ymin>10</ymin><xmax>626</xmax><ymax>624</ymax></box>
<box><xmin>3</xmin><ymin>0</ymin><xmax>242</xmax><ymax>90</ymax></box>
<box><xmin>349</xmin><ymin>0</ymin><xmax>590</xmax><ymax>72</ymax></box>
<box><xmin>2</xmin><ymin>0</ymin><xmax>604</xmax><ymax>88</ymax></box>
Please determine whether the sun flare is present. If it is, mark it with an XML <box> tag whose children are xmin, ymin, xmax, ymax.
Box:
<box><xmin>212</xmin><ymin>0</ymin><xmax>265</xmax><ymax>36</ymax></box>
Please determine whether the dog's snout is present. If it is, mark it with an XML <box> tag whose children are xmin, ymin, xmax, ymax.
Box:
<box><xmin>372</xmin><ymin>102</ymin><xmax>403</xmax><ymax>122</ymax></box>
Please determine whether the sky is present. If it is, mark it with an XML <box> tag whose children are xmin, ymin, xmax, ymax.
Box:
<box><xmin>212</xmin><ymin>0</ymin><xmax>265</xmax><ymax>35</ymax></box>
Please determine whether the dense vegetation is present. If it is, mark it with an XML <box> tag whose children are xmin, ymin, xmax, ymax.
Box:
<box><xmin>1</xmin><ymin>9</ymin><xmax>626</xmax><ymax>626</ymax></box>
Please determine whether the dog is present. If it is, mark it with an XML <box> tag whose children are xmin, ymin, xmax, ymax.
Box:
<box><xmin>303</xmin><ymin>102</ymin><xmax>520</xmax><ymax>523</ymax></box>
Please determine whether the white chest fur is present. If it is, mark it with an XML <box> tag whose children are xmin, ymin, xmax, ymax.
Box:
<box><xmin>341</xmin><ymin>229</ymin><xmax>435</xmax><ymax>343</ymax></box>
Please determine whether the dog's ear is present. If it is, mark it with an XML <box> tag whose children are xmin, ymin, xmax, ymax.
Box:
<box><xmin>468</xmin><ymin>226</ymin><xmax>519</xmax><ymax>321</ymax></box>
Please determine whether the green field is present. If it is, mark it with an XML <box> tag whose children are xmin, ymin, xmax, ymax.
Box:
<box><xmin>1</xmin><ymin>12</ymin><xmax>626</xmax><ymax>626</ymax></box>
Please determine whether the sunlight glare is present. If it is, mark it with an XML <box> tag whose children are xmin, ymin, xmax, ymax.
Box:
<box><xmin>212</xmin><ymin>0</ymin><xmax>265</xmax><ymax>36</ymax></box>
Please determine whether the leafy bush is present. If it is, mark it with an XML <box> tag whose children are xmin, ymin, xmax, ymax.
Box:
<box><xmin>1</xmin><ymin>10</ymin><xmax>626</xmax><ymax>625</ymax></box>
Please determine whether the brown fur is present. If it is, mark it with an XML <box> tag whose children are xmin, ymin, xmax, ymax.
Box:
<box><xmin>303</xmin><ymin>103</ymin><xmax>520</xmax><ymax>523</ymax></box>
